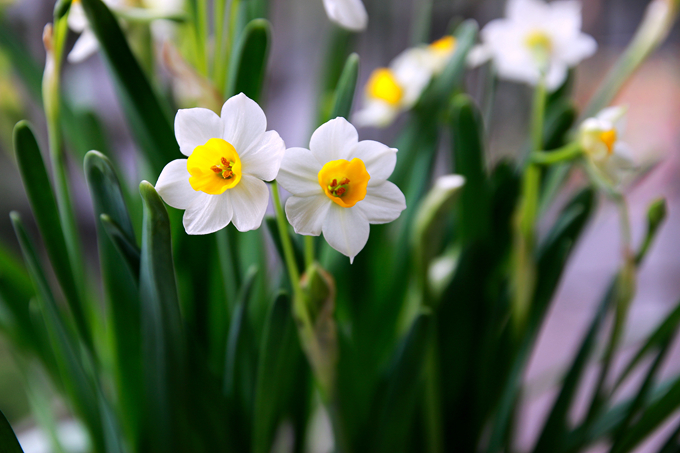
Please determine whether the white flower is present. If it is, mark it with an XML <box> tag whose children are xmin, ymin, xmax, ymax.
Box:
<box><xmin>322</xmin><ymin>0</ymin><xmax>368</xmax><ymax>32</ymax></box>
<box><xmin>67</xmin><ymin>0</ymin><xmax>184</xmax><ymax>63</ymax></box>
<box><xmin>472</xmin><ymin>0</ymin><xmax>597</xmax><ymax>90</ymax></box>
<box><xmin>276</xmin><ymin>117</ymin><xmax>406</xmax><ymax>262</ymax></box>
<box><xmin>579</xmin><ymin>106</ymin><xmax>634</xmax><ymax>182</ymax></box>
<box><xmin>354</xmin><ymin>36</ymin><xmax>457</xmax><ymax>128</ymax></box>
<box><xmin>155</xmin><ymin>93</ymin><xmax>285</xmax><ymax>234</ymax></box>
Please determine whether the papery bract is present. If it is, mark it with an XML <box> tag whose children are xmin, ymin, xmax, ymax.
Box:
<box><xmin>277</xmin><ymin>117</ymin><xmax>406</xmax><ymax>262</ymax></box>
<box><xmin>470</xmin><ymin>0</ymin><xmax>597</xmax><ymax>90</ymax></box>
<box><xmin>155</xmin><ymin>93</ymin><xmax>285</xmax><ymax>234</ymax></box>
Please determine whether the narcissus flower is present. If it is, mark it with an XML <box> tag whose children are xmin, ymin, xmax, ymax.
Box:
<box><xmin>155</xmin><ymin>93</ymin><xmax>285</xmax><ymax>234</ymax></box>
<box><xmin>67</xmin><ymin>0</ymin><xmax>184</xmax><ymax>63</ymax></box>
<box><xmin>469</xmin><ymin>0</ymin><xmax>597</xmax><ymax>90</ymax></box>
<box><xmin>354</xmin><ymin>36</ymin><xmax>457</xmax><ymax>128</ymax></box>
<box><xmin>579</xmin><ymin>106</ymin><xmax>634</xmax><ymax>182</ymax></box>
<box><xmin>277</xmin><ymin>118</ymin><xmax>406</xmax><ymax>262</ymax></box>
<box><xmin>322</xmin><ymin>0</ymin><xmax>368</xmax><ymax>32</ymax></box>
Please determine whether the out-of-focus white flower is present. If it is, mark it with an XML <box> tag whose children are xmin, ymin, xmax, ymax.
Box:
<box><xmin>67</xmin><ymin>0</ymin><xmax>184</xmax><ymax>63</ymax></box>
<box><xmin>354</xmin><ymin>36</ymin><xmax>457</xmax><ymax>128</ymax></box>
<box><xmin>579</xmin><ymin>106</ymin><xmax>634</xmax><ymax>181</ymax></box>
<box><xmin>155</xmin><ymin>93</ymin><xmax>285</xmax><ymax>234</ymax></box>
<box><xmin>277</xmin><ymin>117</ymin><xmax>406</xmax><ymax>262</ymax></box>
<box><xmin>322</xmin><ymin>0</ymin><xmax>368</xmax><ymax>32</ymax></box>
<box><xmin>470</xmin><ymin>0</ymin><xmax>597</xmax><ymax>90</ymax></box>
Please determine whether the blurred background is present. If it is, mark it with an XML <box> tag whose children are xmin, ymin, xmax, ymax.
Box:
<box><xmin>0</xmin><ymin>0</ymin><xmax>679</xmax><ymax>451</ymax></box>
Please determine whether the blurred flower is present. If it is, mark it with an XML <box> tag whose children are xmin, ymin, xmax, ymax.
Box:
<box><xmin>155</xmin><ymin>93</ymin><xmax>285</xmax><ymax>234</ymax></box>
<box><xmin>67</xmin><ymin>0</ymin><xmax>184</xmax><ymax>63</ymax></box>
<box><xmin>469</xmin><ymin>0</ymin><xmax>597</xmax><ymax>90</ymax></box>
<box><xmin>354</xmin><ymin>36</ymin><xmax>456</xmax><ymax>128</ymax></box>
<box><xmin>277</xmin><ymin>117</ymin><xmax>406</xmax><ymax>262</ymax></box>
<box><xmin>579</xmin><ymin>106</ymin><xmax>634</xmax><ymax>182</ymax></box>
<box><xmin>322</xmin><ymin>0</ymin><xmax>368</xmax><ymax>32</ymax></box>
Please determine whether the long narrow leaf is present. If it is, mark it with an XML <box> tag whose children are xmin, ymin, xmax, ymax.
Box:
<box><xmin>226</xmin><ymin>18</ymin><xmax>271</xmax><ymax>102</ymax></box>
<box><xmin>0</xmin><ymin>409</ymin><xmax>24</xmax><ymax>453</ymax></box>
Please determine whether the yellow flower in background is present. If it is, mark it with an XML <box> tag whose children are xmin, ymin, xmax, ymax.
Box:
<box><xmin>354</xmin><ymin>35</ymin><xmax>457</xmax><ymax>128</ymax></box>
<box><xmin>276</xmin><ymin>117</ymin><xmax>406</xmax><ymax>262</ymax></box>
<box><xmin>579</xmin><ymin>106</ymin><xmax>634</xmax><ymax>182</ymax></box>
<box><xmin>155</xmin><ymin>93</ymin><xmax>285</xmax><ymax>234</ymax></box>
<box><xmin>468</xmin><ymin>0</ymin><xmax>597</xmax><ymax>90</ymax></box>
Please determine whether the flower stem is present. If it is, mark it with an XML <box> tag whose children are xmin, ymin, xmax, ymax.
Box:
<box><xmin>304</xmin><ymin>236</ymin><xmax>315</xmax><ymax>269</ymax></box>
<box><xmin>271</xmin><ymin>182</ymin><xmax>305</xmax><ymax>307</ymax></box>
<box><xmin>531</xmin><ymin>142</ymin><xmax>583</xmax><ymax>165</ymax></box>
<box><xmin>512</xmin><ymin>76</ymin><xmax>547</xmax><ymax>332</ymax></box>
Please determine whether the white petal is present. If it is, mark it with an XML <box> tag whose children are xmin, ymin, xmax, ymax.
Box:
<box><xmin>353</xmin><ymin>100</ymin><xmax>399</xmax><ymax>129</ymax></box>
<box><xmin>597</xmin><ymin>106</ymin><xmax>627</xmax><ymax>128</ymax></box>
<box><xmin>67</xmin><ymin>30</ymin><xmax>99</xmax><ymax>64</ymax></box>
<box><xmin>68</xmin><ymin>3</ymin><xmax>88</xmax><ymax>32</ymax></box>
<box><xmin>240</xmin><ymin>130</ymin><xmax>286</xmax><ymax>181</ymax></box>
<box><xmin>221</xmin><ymin>93</ymin><xmax>267</xmax><ymax>155</ymax></box>
<box><xmin>322</xmin><ymin>0</ymin><xmax>368</xmax><ymax>32</ymax></box>
<box><xmin>322</xmin><ymin>204</ymin><xmax>370</xmax><ymax>263</ymax></box>
<box><xmin>556</xmin><ymin>33</ymin><xmax>597</xmax><ymax>66</ymax></box>
<box><xmin>285</xmin><ymin>195</ymin><xmax>332</xmax><ymax>236</ymax></box>
<box><xmin>357</xmin><ymin>181</ymin><xmax>406</xmax><ymax>224</ymax></box>
<box><xmin>174</xmin><ymin>107</ymin><xmax>222</xmax><ymax>156</ymax></box>
<box><xmin>506</xmin><ymin>0</ymin><xmax>549</xmax><ymax>24</ymax></box>
<box><xmin>467</xmin><ymin>45</ymin><xmax>493</xmax><ymax>68</ymax></box>
<box><xmin>183</xmin><ymin>192</ymin><xmax>233</xmax><ymax>235</ymax></box>
<box><xmin>310</xmin><ymin>117</ymin><xmax>358</xmax><ymax>163</ymax></box>
<box><xmin>277</xmin><ymin>147</ymin><xmax>323</xmax><ymax>197</ymax></box>
<box><xmin>545</xmin><ymin>61</ymin><xmax>569</xmax><ymax>91</ymax></box>
<box><xmin>226</xmin><ymin>175</ymin><xmax>270</xmax><ymax>232</ymax></box>
<box><xmin>155</xmin><ymin>159</ymin><xmax>200</xmax><ymax>209</ymax></box>
<box><xmin>350</xmin><ymin>140</ymin><xmax>397</xmax><ymax>183</ymax></box>
<box><xmin>391</xmin><ymin>48</ymin><xmax>433</xmax><ymax>107</ymax></box>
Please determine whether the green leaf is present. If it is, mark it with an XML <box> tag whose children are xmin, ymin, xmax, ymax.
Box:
<box><xmin>100</xmin><ymin>215</ymin><xmax>141</xmax><ymax>279</ymax></box>
<box><xmin>369</xmin><ymin>314</ymin><xmax>431</xmax><ymax>453</ymax></box>
<box><xmin>0</xmin><ymin>408</ymin><xmax>24</xmax><ymax>453</ymax></box>
<box><xmin>79</xmin><ymin>0</ymin><xmax>178</xmax><ymax>173</ymax></box>
<box><xmin>656</xmin><ymin>419</ymin><xmax>680</xmax><ymax>453</ymax></box>
<box><xmin>614</xmin><ymin>300</ymin><xmax>680</xmax><ymax>391</ymax></box>
<box><xmin>13</xmin><ymin>121</ymin><xmax>91</xmax><ymax>351</ymax></box>
<box><xmin>0</xmin><ymin>243</ymin><xmax>35</xmax><ymax>349</ymax></box>
<box><xmin>532</xmin><ymin>287</ymin><xmax>613</xmax><ymax>453</ymax></box>
<box><xmin>611</xmin><ymin>375</ymin><xmax>680</xmax><ymax>453</ymax></box>
<box><xmin>450</xmin><ymin>94</ymin><xmax>490</xmax><ymax>244</ymax></box>
<box><xmin>252</xmin><ymin>292</ymin><xmax>308</xmax><ymax>453</ymax></box>
<box><xmin>138</xmin><ymin>181</ymin><xmax>186</xmax><ymax>451</ymax></box>
<box><xmin>84</xmin><ymin>151</ymin><xmax>143</xmax><ymax>442</ymax></box>
<box><xmin>10</xmin><ymin>212</ymin><xmax>106</xmax><ymax>452</ymax></box>
<box><xmin>328</xmin><ymin>53</ymin><xmax>359</xmax><ymax>121</ymax></box>
<box><xmin>226</xmin><ymin>18</ymin><xmax>271</xmax><ymax>102</ymax></box>
<box><xmin>223</xmin><ymin>266</ymin><xmax>259</xmax><ymax>450</ymax></box>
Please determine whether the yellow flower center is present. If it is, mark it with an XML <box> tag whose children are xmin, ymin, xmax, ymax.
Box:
<box><xmin>318</xmin><ymin>158</ymin><xmax>370</xmax><ymax>208</ymax></box>
<box><xmin>599</xmin><ymin>129</ymin><xmax>617</xmax><ymax>155</ymax></box>
<box><xmin>525</xmin><ymin>30</ymin><xmax>552</xmax><ymax>64</ymax></box>
<box><xmin>366</xmin><ymin>68</ymin><xmax>404</xmax><ymax>106</ymax></box>
<box><xmin>429</xmin><ymin>36</ymin><xmax>457</xmax><ymax>55</ymax></box>
<box><xmin>187</xmin><ymin>138</ymin><xmax>242</xmax><ymax>195</ymax></box>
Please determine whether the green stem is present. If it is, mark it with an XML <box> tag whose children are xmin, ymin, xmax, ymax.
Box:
<box><xmin>531</xmin><ymin>142</ymin><xmax>583</xmax><ymax>166</ymax></box>
<box><xmin>511</xmin><ymin>76</ymin><xmax>547</xmax><ymax>332</ymax></box>
<box><xmin>304</xmin><ymin>236</ymin><xmax>315</xmax><ymax>269</ymax></box>
<box><xmin>44</xmin><ymin>16</ymin><xmax>92</xmax><ymax>350</ymax></box>
<box><xmin>212</xmin><ymin>0</ymin><xmax>229</xmax><ymax>90</ymax></box>
<box><xmin>271</xmin><ymin>183</ymin><xmax>303</xmax><ymax>302</ymax></box>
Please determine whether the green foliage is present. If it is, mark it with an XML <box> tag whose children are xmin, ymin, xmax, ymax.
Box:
<box><xmin>0</xmin><ymin>2</ymin><xmax>679</xmax><ymax>453</ymax></box>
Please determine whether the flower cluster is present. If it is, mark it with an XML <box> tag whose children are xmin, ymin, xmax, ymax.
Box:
<box><xmin>156</xmin><ymin>94</ymin><xmax>406</xmax><ymax>262</ymax></box>
<box><xmin>354</xmin><ymin>36</ymin><xmax>458</xmax><ymax>128</ymax></box>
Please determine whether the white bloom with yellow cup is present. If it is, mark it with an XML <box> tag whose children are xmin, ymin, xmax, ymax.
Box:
<box><xmin>579</xmin><ymin>106</ymin><xmax>634</xmax><ymax>182</ymax></box>
<box><xmin>470</xmin><ymin>0</ymin><xmax>597</xmax><ymax>90</ymax></box>
<box><xmin>155</xmin><ymin>93</ymin><xmax>285</xmax><ymax>234</ymax></box>
<box><xmin>277</xmin><ymin>117</ymin><xmax>406</xmax><ymax>262</ymax></box>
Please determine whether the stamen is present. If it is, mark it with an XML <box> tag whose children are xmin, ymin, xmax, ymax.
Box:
<box><xmin>336</xmin><ymin>187</ymin><xmax>346</xmax><ymax>196</ymax></box>
<box><xmin>211</xmin><ymin>165</ymin><xmax>223</xmax><ymax>173</ymax></box>
<box><xmin>327</xmin><ymin>177</ymin><xmax>351</xmax><ymax>198</ymax></box>
<box><xmin>340</xmin><ymin>178</ymin><xmax>350</xmax><ymax>185</ymax></box>
<box><xmin>221</xmin><ymin>157</ymin><xmax>229</xmax><ymax>166</ymax></box>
